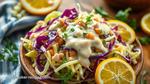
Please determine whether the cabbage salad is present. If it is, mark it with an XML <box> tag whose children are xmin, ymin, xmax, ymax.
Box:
<box><xmin>21</xmin><ymin>8</ymin><xmax>141</xmax><ymax>83</ymax></box>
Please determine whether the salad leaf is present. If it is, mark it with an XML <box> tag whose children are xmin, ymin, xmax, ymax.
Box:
<box><xmin>139</xmin><ymin>37</ymin><xmax>150</xmax><ymax>45</ymax></box>
<box><xmin>56</xmin><ymin>57</ymin><xmax>73</xmax><ymax>84</ymax></box>
<box><xmin>0</xmin><ymin>39</ymin><xmax>18</xmax><ymax>64</ymax></box>
<box><xmin>128</xmin><ymin>19</ymin><xmax>137</xmax><ymax>30</ymax></box>
<box><xmin>59</xmin><ymin>69</ymin><xmax>73</xmax><ymax>84</ymax></box>
<box><xmin>115</xmin><ymin>8</ymin><xmax>131</xmax><ymax>22</ymax></box>
<box><xmin>95</xmin><ymin>7</ymin><xmax>108</xmax><ymax>17</ymax></box>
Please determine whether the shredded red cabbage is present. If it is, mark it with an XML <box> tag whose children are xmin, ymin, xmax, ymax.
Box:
<box><xmin>108</xmin><ymin>39</ymin><xmax>115</xmax><ymax>50</ymax></box>
<box><xmin>89</xmin><ymin>52</ymin><xmax>110</xmax><ymax>59</ymax></box>
<box><xmin>61</xmin><ymin>8</ymin><xmax>78</xmax><ymax>19</ymax></box>
<box><xmin>34</xmin><ymin>35</ymin><xmax>49</xmax><ymax>50</ymax></box>
<box><xmin>36</xmin><ymin>55</ymin><xmax>44</xmax><ymax>71</ymax></box>
<box><xmin>26</xmin><ymin>31</ymin><xmax>32</xmax><ymax>37</ymax></box>
<box><xmin>26</xmin><ymin>26</ymin><xmax>47</xmax><ymax>38</ymax></box>
<box><xmin>34</xmin><ymin>30</ymin><xmax>58</xmax><ymax>50</ymax></box>
<box><xmin>112</xmin><ymin>26</ymin><xmax>118</xmax><ymax>31</ymax></box>
<box><xmin>45</xmin><ymin>30</ymin><xmax>57</xmax><ymax>48</ymax></box>
<box><xmin>117</xmin><ymin>35</ymin><xmax>126</xmax><ymax>46</ymax></box>
<box><xmin>34</xmin><ymin>26</ymin><xmax>46</xmax><ymax>32</ymax></box>
<box><xmin>47</xmin><ymin>18</ymin><xmax>58</xmax><ymax>25</ymax></box>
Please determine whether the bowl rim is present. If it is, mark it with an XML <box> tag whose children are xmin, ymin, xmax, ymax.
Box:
<box><xmin>19</xmin><ymin>37</ymin><xmax>144</xmax><ymax>83</ymax></box>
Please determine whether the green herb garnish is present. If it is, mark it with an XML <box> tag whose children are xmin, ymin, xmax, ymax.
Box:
<box><xmin>70</xmin><ymin>28</ymin><xmax>75</xmax><ymax>32</ymax></box>
<box><xmin>86</xmin><ymin>15</ymin><xmax>93</xmax><ymax>23</ymax></box>
<box><xmin>0</xmin><ymin>39</ymin><xmax>18</xmax><ymax>64</ymax></box>
<box><xmin>115</xmin><ymin>8</ymin><xmax>131</xmax><ymax>22</ymax></box>
<box><xmin>63</xmin><ymin>33</ymin><xmax>68</xmax><ymax>39</ymax></box>
<box><xmin>95</xmin><ymin>7</ymin><xmax>109</xmax><ymax>17</ymax></box>
<box><xmin>56</xmin><ymin>57</ymin><xmax>73</xmax><ymax>84</ymax></box>
<box><xmin>115</xmin><ymin>8</ymin><xmax>137</xmax><ymax>30</ymax></box>
<box><xmin>139</xmin><ymin>37</ymin><xmax>150</xmax><ymax>45</ymax></box>
<box><xmin>128</xmin><ymin>19</ymin><xmax>137</xmax><ymax>30</ymax></box>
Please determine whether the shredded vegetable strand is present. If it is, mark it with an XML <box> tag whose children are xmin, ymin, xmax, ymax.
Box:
<box><xmin>45</xmin><ymin>51</ymin><xmax>56</xmax><ymax>69</ymax></box>
<box><xmin>35</xmin><ymin>60</ymin><xmax>50</xmax><ymax>76</ymax></box>
<box><xmin>54</xmin><ymin>60</ymin><xmax>79</xmax><ymax>73</ymax></box>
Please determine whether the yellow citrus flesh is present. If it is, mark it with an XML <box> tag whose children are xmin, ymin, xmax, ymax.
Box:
<box><xmin>107</xmin><ymin>20</ymin><xmax>136</xmax><ymax>44</ymax></box>
<box><xmin>95</xmin><ymin>58</ymin><xmax>136</xmax><ymax>84</ymax></box>
<box><xmin>141</xmin><ymin>13</ymin><xmax>150</xmax><ymax>35</ymax></box>
<box><xmin>20</xmin><ymin>0</ymin><xmax>61</xmax><ymax>15</ymax></box>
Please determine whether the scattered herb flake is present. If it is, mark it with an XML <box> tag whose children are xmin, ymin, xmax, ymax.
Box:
<box><xmin>139</xmin><ymin>37</ymin><xmax>150</xmax><ymax>45</ymax></box>
<box><xmin>95</xmin><ymin>7</ymin><xmax>108</xmax><ymax>17</ymax></box>
<box><xmin>115</xmin><ymin>8</ymin><xmax>131</xmax><ymax>22</ymax></box>
<box><xmin>0</xmin><ymin>39</ymin><xmax>18</xmax><ymax>64</ymax></box>
<box><xmin>70</xmin><ymin>28</ymin><xmax>75</xmax><ymax>32</ymax></box>
<box><xmin>86</xmin><ymin>15</ymin><xmax>93</xmax><ymax>23</ymax></box>
<box><xmin>128</xmin><ymin>19</ymin><xmax>137</xmax><ymax>30</ymax></box>
<box><xmin>63</xmin><ymin>33</ymin><xmax>68</xmax><ymax>39</ymax></box>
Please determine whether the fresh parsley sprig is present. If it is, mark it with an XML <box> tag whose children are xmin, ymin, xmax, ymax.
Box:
<box><xmin>115</xmin><ymin>8</ymin><xmax>137</xmax><ymax>30</ymax></box>
<box><xmin>0</xmin><ymin>39</ymin><xmax>18</xmax><ymax>64</ymax></box>
<box><xmin>95</xmin><ymin>7</ymin><xmax>109</xmax><ymax>17</ymax></box>
<box><xmin>56</xmin><ymin>57</ymin><xmax>73</xmax><ymax>84</ymax></box>
<box><xmin>95</xmin><ymin>7</ymin><xmax>137</xmax><ymax>31</ymax></box>
<box><xmin>139</xmin><ymin>37</ymin><xmax>150</xmax><ymax>45</ymax></box>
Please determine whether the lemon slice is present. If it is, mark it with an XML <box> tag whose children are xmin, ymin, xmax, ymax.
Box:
<box><xmin>95</xmin><ymin>58</ymin><xmax>136</xmax><ymax>84</ymax></box>
<box><xmin>108</xmin><ymin>20</ymin><xmax>136</xmax><ymax>44</ymax></box>
<box><xmin>20</xmin><ymin>0</ymin><xmax>61</xmax><ymax>15</ymax></box>
<box><xmin>141</xmin><ymin>13</ymin><xmax>150</xmax><ymax>35</ymax></box>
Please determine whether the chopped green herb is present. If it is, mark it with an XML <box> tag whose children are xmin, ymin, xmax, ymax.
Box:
<box><xmin>95</xmin><ymin>7</ymin><xmax>108</xmax><ymax>17</ymax></box>
<box><xmin>56</xmin><ymin>57</ymin><xmax>73</xmax><ymax>84</ymax></box>
<box><xmin>63</xmin><ymin>33</ymin><xmax>68</xmax><ymax>39</ymax></box>
<box><xmin>86</xmin><ymin>15</ymin><xmax>93</xmax><ymax>23</ymax></box>
<box><xmin>0</xmin><ymin>39</ymin><xmax>18</xmax><ymax>64</ymax></box>
<box><xmin>139</xmin><ymin>37</ymin><xmax>150</xmax><ymax>45</ymax></box>
<box><xmin>70</xmin><ymin>28</ymin><xmax>75</xmax><ymax>32</ymax></box>
<box><xmin>62</xmin><ymin>57</ymin><xmax>68</xmax><ymax>64</ymax></box>
<box><xmin>115</xmin><ymin>8</ymin><xmax>138</xmax><ymax>30</ymax></box>
<box><xmin>115</xmin><ymin>8</ymin><xmax>131</xmax><ymax>22</ymax></box>
<box><xmin>59</xmin><ymin>69</ymin><xmax>73</xmax><ymax>84</ymax></box>
<box><xmin>128</xmin><ymin>19</ymin><xmax>137</xmax><ymax>30</ymax></box>
<box><xmin>0</xmin><ymin>54</ymin><xmax>4</xmax><ymax>60</ymax></box>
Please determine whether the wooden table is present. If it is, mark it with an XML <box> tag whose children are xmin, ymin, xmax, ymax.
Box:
<box><xmin>0</xmin><ymin>0</ymin><xmax>149</xmax><ymax>83</ymax></box>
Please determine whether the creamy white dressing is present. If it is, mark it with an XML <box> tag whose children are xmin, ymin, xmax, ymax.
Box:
<box><xmin>65</xmin><ymin>38</ymin><xmax>107</xmax><ymax>68</ymax></box>
<box><xmin>98</xmin><ymin>23</ymin><xmax>111</xmax><ymax>34</ymax></box>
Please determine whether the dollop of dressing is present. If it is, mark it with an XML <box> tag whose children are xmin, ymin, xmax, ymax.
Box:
<box><xmin>65</xmin><ymin>38</ymin><xmax>108</xmax><ymax>68</ymax></box>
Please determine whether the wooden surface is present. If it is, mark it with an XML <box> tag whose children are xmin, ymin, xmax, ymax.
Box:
<box><xmin>0</xmin><ymin>0</ymin><xmax>149</xmax><ymax>83</ymax></box>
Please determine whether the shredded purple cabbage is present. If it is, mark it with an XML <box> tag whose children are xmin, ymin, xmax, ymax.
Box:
<box><xmin>36</xmin><ymin>55</ymin><xmax>44</xmax><ymax>71</ymax></box>
<box><xmin>34</xmin><ymin>30</ymin><xmax>58</xmax><ymax>50</ymax></box>
<box><xmin>34</xmin><ymin>26</ymin><xmax>46</xmax><ymax>32</ymax></box>
<box><xmin>34</xmin><ymin>35</ymin><xmax>49</xmax><ymax>49</ymax></box>
<box><xmin>112</xmin><ymin>26</ymin><xmax>118</xmax><ymax>31</ymax></box>
<box><xmin>108</xmin><ymin>39</ymin><xmax>115</xmax><ymax>50</ymax></box>
<box><xmin>26</xmin><ymin>26</ymin><xmax>47</xmax><ymax>38</ymax></box>
<box><xmin>89</xmin><ymin>52</ymin><xmax>110</xmax><ymax>59</ymax></box>
<box><xmin>47</xmin><ymin>18</ymin><xmax>58</xmax><ymax>25</ymax></box>
<box><xmin>61</xmin><ymin>8</ymin><xmax>78</xmax><ymax>19</ymax></box>
<box><xmin>117</xmin><ymin>35</ymin><xmax>126</xmax><ymax>46</ymax></box>
<box><xmin>45</xmin><ymin>30</ymin><xmax>57</xmax><ymax>48</ymax></box>
<box><xmin>26</xmin><ymin>31</ymin><xmax>33</xmax><ymax>37</ymax></box>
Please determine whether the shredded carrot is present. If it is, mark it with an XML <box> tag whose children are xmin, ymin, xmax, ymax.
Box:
<box><xmin>94</xmin><ymin>28</ymin><xmax>101</xmax><ymax>35</ymax></box>
<box><xmin>85</xmin><ymin>32</ymin><xmax>95</xmax><ymax>39</ymax></box>
<box><xmin>49</xmin><ymin>48</ymin><xmax>54</xmax><ymax>56</ymax></box>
